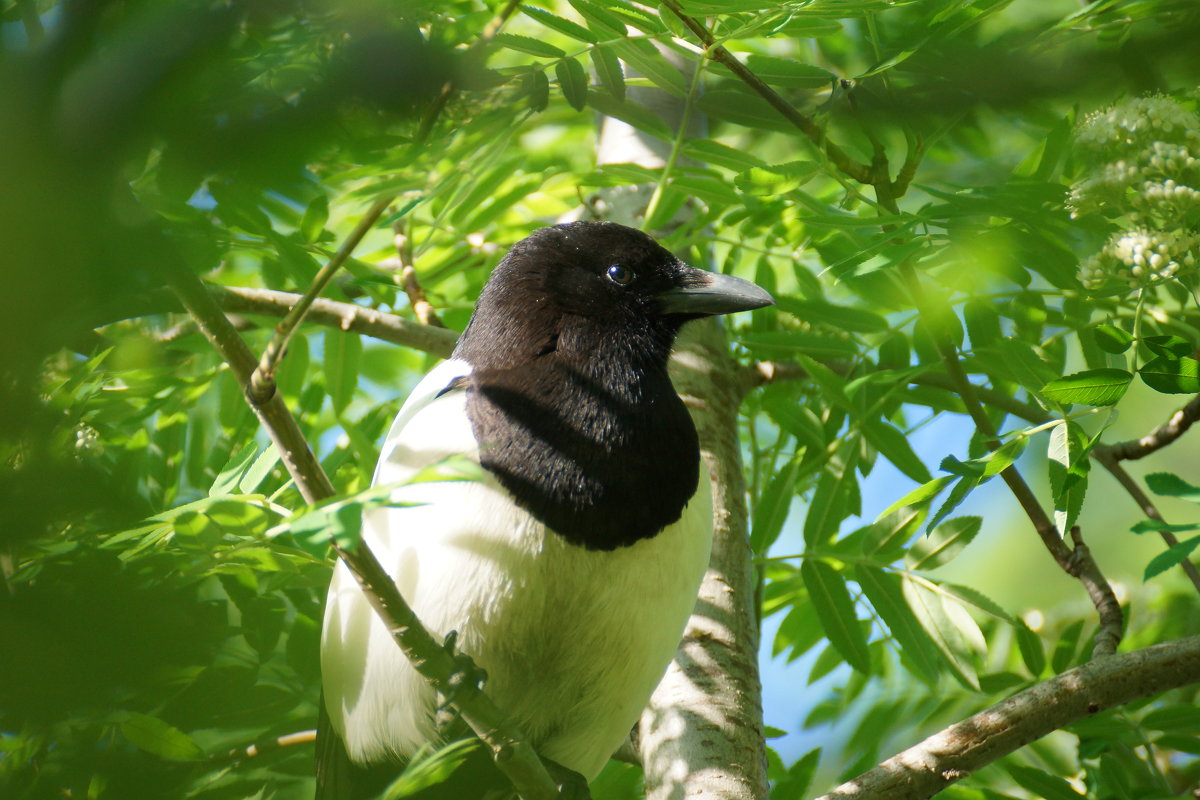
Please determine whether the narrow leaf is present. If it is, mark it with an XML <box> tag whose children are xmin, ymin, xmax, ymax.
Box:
<box><xmin>591</xmin><ymin>46</ymin><xmax>625</xmax><ymax>100</ymax></box>
<box><xmin>1144</xmin><ymin>535</ymin><xmax>1200</xmax><ymax>581</ymax></box>
<box><xmin>855</xmin><ymin>565</ymin><xmax>942</xmax><ymax>683</ymax></box>
<box><xmin>521</xmin><ymin>5</ymin><xmax>597</xmax><ymax>42</ymax></box>
<box><xmin>555</xmin><ymin>57</ymin><xmax>588</xmax><ymax>111</ymax></box>
<box><xmin>119</xmin><ymin>713</ymin><xmax>204</xmax><ymax>761</ymax></box>
<box><xmin>862</xmin><ymin>418</ymin><xmax>932</xmax><ymax>484</ymax></box>
<box><xmin>494</xmin><ymin>33</ymin><xmax>565</xmax><ymax>58</ymax></box>
<box><xmin>1145</xmin><ymin>472</ymin><xmax>1200</xmax><ymax>502</ymax></box>
<box><xmin>901</xmin><ymin>576</ymin><xmax>979</xmax><ymax>690</ymax></box>
<box><xmin>324</xmin><ymin>330</ymin><xmax>362</xmax><ymax>416</ymax></box>
<box><xmin>1014</xmin><ymin>617</ymin><xmax>1046</xmax><ymax>676</ymax></box>
<box><xmin>876</xmin><ymin>475</ymin><xmax>954</xmax><ymax>521</ymax></box>
<box><xmin>802</xmin><ymin>560</ymin><xmax>870</xmax><ymax>673</ymax></box>
<box><xmin>906</xmin><ymin>516</ymin><xmax>982</xmax><ymax>570</ymax></box>
<box><xmin>751</xmin><ymin>459</ymin><xmax>800</xmax><ymax>554</ymax></box>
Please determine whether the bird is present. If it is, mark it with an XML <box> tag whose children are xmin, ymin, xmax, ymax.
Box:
<box><xmin>316</xmin><ymin>221</ymin><xmax>773</xmax><ymax>799</ymax></box>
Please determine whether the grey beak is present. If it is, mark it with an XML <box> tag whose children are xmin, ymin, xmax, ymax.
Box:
<box><xmin>657</xmin><ymin>265</ymin><xmax>775</xmax><ymax>317</ymax></box>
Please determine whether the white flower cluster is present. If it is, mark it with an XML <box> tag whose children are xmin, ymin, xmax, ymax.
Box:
<box><xmin>1080</xmin><ymin>227</ymin><xmax>1200</xmax><ymax>289</ymax></box>
<box><xmin>1071</xmin><ymin>93</ymin><xmax>1200</xmax><ymax>290</ymax></box>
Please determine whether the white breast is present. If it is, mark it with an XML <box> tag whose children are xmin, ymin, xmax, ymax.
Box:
<box><xmin>320</xmin><ymin>360</ymin><xmax>712</xmax><ymax>780</ymax></box>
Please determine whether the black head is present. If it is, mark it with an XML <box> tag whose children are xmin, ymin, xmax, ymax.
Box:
<box><xmin>453</xmin><ymin>222</ymin><xmax>773</xmax><ymax>371</ymax></box>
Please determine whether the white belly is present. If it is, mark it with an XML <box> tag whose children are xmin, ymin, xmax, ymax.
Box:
<box><xmin>320</xmin><ymin>385</ymin><xmax>712</xmax><ymax>780</ymax></box>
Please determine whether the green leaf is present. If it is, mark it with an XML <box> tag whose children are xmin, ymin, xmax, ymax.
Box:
<box><xmin>1145</xmin><ymin>472</ymin><xmax>1200</xmax><ymax>501</ymax></box>
<box><xmin>734</xmin><ymin>162</ymin><xmax>820</xmax><ymax>196</ymax></box>
<box><xmin>741</xmin><ymin>55</ymin><xmax>834</xmax><ymax>88</ymax></box>
<box><xmin>494</xmin><ymin>33</ymin><xmax>565</xmax><ymax>58</ymax></box>
<box><xmin>586</xmin><ymin>93</ymin><xmax>672</xmax><ymax>141</ymax></box>
<box><xmin>801</xmin><ymin>560</ymin><xmax>870</xmax><ymax>673</ymax></box>
<box><xmin>1039</xmin><ymin>368</ymin><xmax>1132</xmax><ymax>406</ymax></box>
<box><xmin>1051</xmin><ymin>619</ymin><xmax>1084</xmax><ymax>672</ymax></box>
<box><xmin>325</xmin><ymin>330</ymin><xmax>362</xmax><ymax>416</ymax></box>
<box><xmin>1139</xmin><ymin>355</ymin><xmax>1200</xmax><ymax>394</ymax></box>
<box><xmin>1014</xmin><ymin>617</ymin><xmax>1046</xmax><ymax>676</ymax></box>
<box><xmin>1047</xmin><ymin>421</ymin><xmax>1090</xmax><ymax>535</ymax></box>
<box><xmin>1144</xmin><ymin>535</ymin><xmax>1200</xmax><ymax>581</ymax></box>
<box><xmin>1142</xmin><ymin>705</ymin><xmax>1200</xmax><ymax>732</ymax></box>
<box><xmin>697</xmin><ymin>90</ymin><xmax>794</xmax><ymax>132</ymax></box>
<box><xmin>299</xmin><ymin>194</ymin><xmax>329</xmax><ymax>243</ymax></box>
<box><xmin>569</xmin><ymin>0</ymin><xmax>628</xmax><ymax>37</ymax></box>
<box><xmin>521</xmin><ymin>5</ymin><xmax>597</xmax><ymax>42</ymax></box>
<box><xmin>774</xmin><ymin>297</ymin><xmax>888</xmax><ymax>333</ymax></box>
<box><xmin>876</xmin><ymin>475</ymin><xmax>954</xmax><ymax>521</ymax></box>
<box><xmin>861</xmin><ymin>418</ymin><xmax>932</xmax><ymax>484</ymax></box>
<box><xmin>611</xmin><ymin>38</ymin><xmax>685</xmax><ymax>95</ymax></box>
<box><xmin>238</xmin><ymin>445</ymin><xmax>280</xmax><ymax>494</ymax></box>
<box><xmin>681</xmin><ymin>139</ymin><xmax>765</xmax><ymax>171</ymax></box>
<box><xmin>1007</xmin><ymin>766</ymin><xmax>1085</xmax><ymax>800</ymax></box>
<box><xmin>118</xmin><ymin>712</ymin><xmax>204</xmax><ymax>761</ymax></box>
<box><xmin>740</xmin><ymin>330</ymin><xmax>858</xmax><ymax>359</ymax></box>
<box><xmin>555</xmin><ymin>57</ymin><xmax>589</xmax><ymax>111</ymax></box>
<box><xmin>524</xmin><ymin>69</ymin><xmax>550</xmax><ymax>112</ymax></box>
<box><xmin>901</xmin><ymin>576</ymin><xmax>979</xmax><ymax>690</ymax></box>
<box><xmin>926</xmin><ymin>475</ymin><xmax>980</xmax><ymax>533</ymax></box>
<box><xmin>1130</xmin><ymin>519</ymin><xmax>1200</xmax><ymax>534</ymax></box>
<box><xmin>1141</xmin><ymin>334</ymin><xmax>1195</xmax><ymax>358</ymax></box>
<box><xmin>1093</xmin><ymin>324</ymin><xmax>1133</xmax><ymax>354</ymax></box>
<box><xmin>803</xmin><ymin>441</ymin><xmax>859</xmax><ymax>546</ymax></box>
<box><xmin>591</xmin><ymin>46</ymin><xmax>625</xmax><ymax>101</ymax></box>
<box><xmin>855</xmin><ymin>565</ymin><xmax>942</xmax><ymax>683</ymax></box>
<box><xmin>751</xmin><ymin>459</ymin><xmax>800</xmax><ymax>554</ymax></box>
<box><xmin>906</xmin><ymin>516</ymin><xmax>982</xmax><ymax>570</ymax></box>
<box><xmin>772</xmin><ymin>747</ymin><xmax>821</xmax><ymax>800</ymax></box>
<box><xmin>210</xmin><ymin>441</ymin><xmax>259</xmax><ymax>497</ymax></box>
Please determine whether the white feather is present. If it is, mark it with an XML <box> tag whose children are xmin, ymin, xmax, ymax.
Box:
<box><xmin>321</xmin><ymin>359</ymin><xmax>712</xmax><ymax>780</ymax></box>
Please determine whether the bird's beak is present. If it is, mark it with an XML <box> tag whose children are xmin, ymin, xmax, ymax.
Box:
<box><xmin>656</xmin><ymin>264</ymin><xmax>775</xmax><ymax>317</ymax></box>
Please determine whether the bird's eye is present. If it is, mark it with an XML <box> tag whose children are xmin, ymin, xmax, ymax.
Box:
<box><xmin>606</xmin><ymin>264</ymin><xmax>634</xmax><ymax>286</ymax></box>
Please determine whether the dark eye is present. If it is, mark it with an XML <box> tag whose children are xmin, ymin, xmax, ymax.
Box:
<box><xmin>606</xmin><ymin>264</ymin><xmax>634</xmax><ymax>286</ymax></box>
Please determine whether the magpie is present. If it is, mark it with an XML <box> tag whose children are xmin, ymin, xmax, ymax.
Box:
<box><xmin>316</xmin><ymin>221</ymin><xmax>773</xmax><ymax>799</ymax></box>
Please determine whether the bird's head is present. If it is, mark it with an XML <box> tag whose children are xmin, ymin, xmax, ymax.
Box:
<box><xmin>456</xmin><ymin>222</ymin><xmax>773</xmax><ymax>369</ymax></box>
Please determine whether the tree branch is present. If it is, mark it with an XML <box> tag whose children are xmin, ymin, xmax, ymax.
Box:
<box><xmin>249</xmin><ymin>193</ymin><xmax>394</xmax><ymax>403</ymax></box>
<box><xmin>166</xmin><ymin>261</ymin><xmax>561</xmax><ymax>800</ymax></box>
<box><xmin>390</xmin><ymin>219</ymin><xmax>445</xmax><ymax>328</ymax></box>
<box><xmin>212</xmin><ymin>285</ymin><xmax>457</xmax><ymax>358</ymax></box>
<box><xmin>815</xmin><ymin>635</ymin><xmax>1200</xmax><ymax>800</ymax></box>
<box><xmin>1100</xmin><ymin>393</ymin><xmax>1200</xmax><ymax>461</ymax></box>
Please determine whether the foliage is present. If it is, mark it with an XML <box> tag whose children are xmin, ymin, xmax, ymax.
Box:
<box><xmin>2</xmin><ymin>0</ymin><xmax>1200</xmax><ymax>799</ymax></box>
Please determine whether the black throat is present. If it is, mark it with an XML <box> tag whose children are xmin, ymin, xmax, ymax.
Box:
<box><xmin>457</xmin><ymin>326</ymin><xmax>700</xmax><ymax>551</ymax></box>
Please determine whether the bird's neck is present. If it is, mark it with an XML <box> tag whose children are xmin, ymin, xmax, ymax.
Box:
<box><xmin>463</xmin><ymin>340</ymin><xmax>700</xmax><ymax>551</ymax></box>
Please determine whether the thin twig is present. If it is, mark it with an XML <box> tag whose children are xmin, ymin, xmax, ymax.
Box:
<box><xmin>167</xmin><ymin>260</ymin><xmax>562</xmax><ymax>800</ymax></box>
<box><xmin>250</xmin><ymin>194</ymin><xmax>394</xmax><ymax>403</ymax></box>
<box><xmin>213</xmin><ymin>285</ymin><xmax>457</xmax><ymax>357</ymax></box>
<box><xmin>815</xmin><ymin>635</ymin><xmax>1200</xmax><ymax>800</ymax></box>
<box><xmin>657</xmin><ymin>0</ymin><xmax>873</xmax><ymax>185</ymax></box>
<box><xmin>392</xmin><ymin>220</ymin><xmax>445</xmax><ymax>328</ymax></box>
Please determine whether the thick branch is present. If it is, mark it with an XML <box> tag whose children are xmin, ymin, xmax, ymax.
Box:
<box><xmin>816</xmin><ymin>635</ymin><xmax>1200</xmax><ymax>800</ymax></box>
<box><xmin>167</xmin><ymin>262</ymin><xmax>559</xmax><ymax>800</ymax></box>
<box><xmin>1101</xmin><ymin>393</ymin><xmax>1200</xmax><ymax>461</ymax></box>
